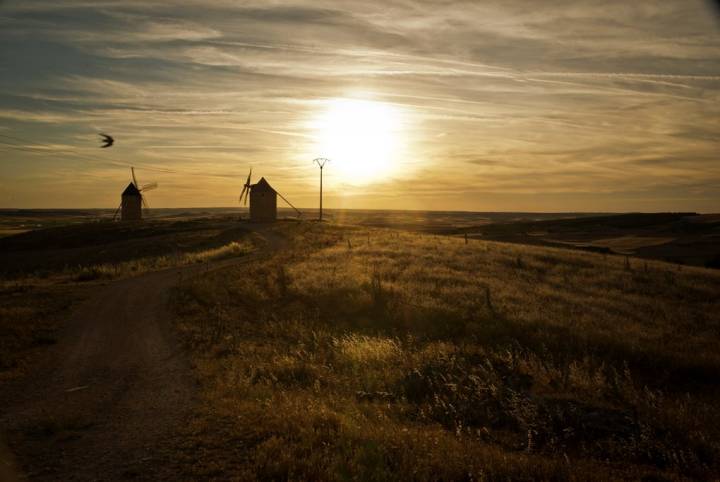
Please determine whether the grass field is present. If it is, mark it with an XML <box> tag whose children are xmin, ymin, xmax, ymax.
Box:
<box><xmin>0</xmin><ymin>217</ymin><xmax>259</xmax><ymax>281</ymax></box>
<box><xmin>454</xmin><ymin>213</ymin><xmax>720</xmax><ymax>269</ymax></box>
<box><xmin>2</xmin><ymin>215</ymin><xmax>718</xmax><ymax>480</ymax></box>
<box><xmin>170</xmin><ymin>223</ymin><xmax>720</xmax><ymax>480</ymax></box>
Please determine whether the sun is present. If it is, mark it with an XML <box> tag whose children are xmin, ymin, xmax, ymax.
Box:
<box><xmin>310</xmin><ymin>98</ymin><xmax>406</xmax><ymax>184</ymax></box>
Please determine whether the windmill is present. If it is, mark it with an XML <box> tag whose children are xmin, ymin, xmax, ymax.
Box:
<box><xmin>238</xmin><ymin>168</ymin><xmax>301</xmax><ymax>222</ymax></box>
<box><xmin>113</xmin><ymin>167</ymin><xmax>158</xmax><ymax>221</ymax></box>
<box><xmin>239</xmin><ymin>168</ymin><xmax>252</xmax><ymax>207</ymax></box>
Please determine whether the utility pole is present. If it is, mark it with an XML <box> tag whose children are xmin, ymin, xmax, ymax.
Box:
<box><xmin>313</xmin><ymin>158</ymin><xmax>329</xmax><ymax>221</ymax></box>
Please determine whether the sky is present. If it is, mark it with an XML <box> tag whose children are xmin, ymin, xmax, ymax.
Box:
<box><xmin>0</xmin><ymin>0</ymin><xmax>719</xmax><ymax>212</ymax></box>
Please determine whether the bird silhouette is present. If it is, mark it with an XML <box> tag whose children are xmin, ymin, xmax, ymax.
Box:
<box><xmin>99</xmin><ymin>133</ymin><xmax>114</xmax><ymax>148</ymax></box>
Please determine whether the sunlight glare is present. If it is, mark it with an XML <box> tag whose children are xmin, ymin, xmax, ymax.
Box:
<box><xmin>311</xmin><ymin>98</ymin><xmax>406</xmax><ymax>184</ymax></box>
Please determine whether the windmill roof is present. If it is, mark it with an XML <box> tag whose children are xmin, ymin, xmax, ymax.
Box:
<box><xmin>122</xmin><ymin>182</ymin><xmax>141</xmax><ymax>196</ymax></box>
<box><xmin>251</xmin><ymin>177</ymin><xmax>276</xmax><ymax>192</ymax></box>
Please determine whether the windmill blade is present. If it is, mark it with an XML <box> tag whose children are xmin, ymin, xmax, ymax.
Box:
<box><xmin>141</xmin><ymin>182</ymin><xmax>158</xmax><ymax>192</ymax></box>
<box><xmin>141</xmin><ymin>195</ymin><xmax>149</xmax><ymax>209</ymax></box>
<box><xmin>240</xmin><ymin>168</ymin><xmax>252</xmax><ymax>204</ymax></box>
<box><xmin>131</xmin><ymin>167</ymin><xmax>138</xmax><ymax>187</ymax></box>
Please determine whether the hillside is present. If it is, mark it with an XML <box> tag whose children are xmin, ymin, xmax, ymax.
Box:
<box><xmin>0</xmin><ymin>218</ymin><xmax>258</xmax><ymax>385</ymax></box>
<box><xmin>3</xmin><ymin>210</ymin><xmax>718</xmax><ymax>269</ymax></box>
<box><xmin>0</xmin><ymin>217</ymin><xmax>255</xmax><ymax>276</ymax></box>
<box><xmin>448</xmin><ymin>212</ymin><xmax>720</xmax><ymax>268</ymax></box>
<box><xmin>170</xmin><ymin>223</ymin><xmax>720</xmax><ymax>480</ymax></box>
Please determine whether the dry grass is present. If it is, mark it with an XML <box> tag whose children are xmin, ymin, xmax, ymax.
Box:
<box><xmin>172</xmin><ymin>223</ymin><xmax>720</xmax><ymax>480</ymax></box>
<box><xmin>333</xmin><ymin>334</ymin><xmax>402</xmax><ymax>365</ymax></box>
<box><xmin>0</xmin><ymin>217</ymin><xmax>259</xmax><ymax>280</ymax></box>
<box><xmin>71</xmin><ymin>239</ymin><xmax>255</xmax><ymax>282</ymax></box>
<box><xmin>0</xmin><ymin>238</ymin><xmax>256</xmax><ymax>284</ymax></box>
<box><xmin>0</xmin><ymin>229</ymin><xmax>29</xmax><ymax>238</ymax></box>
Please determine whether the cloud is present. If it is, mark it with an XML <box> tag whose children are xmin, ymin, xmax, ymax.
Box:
<box><xmin>0</xmin><ymin>0</ymin><xmax>718</xmax><ymax>211</ymax></box>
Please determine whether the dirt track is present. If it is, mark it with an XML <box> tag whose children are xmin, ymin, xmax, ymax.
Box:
<box><xmin>0</xmin><ymin>226</ymin><xmax>282</xmax><ymax>481</ymax></box>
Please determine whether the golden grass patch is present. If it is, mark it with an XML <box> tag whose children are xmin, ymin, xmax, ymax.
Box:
<box><xmin>171</xmin><ymin>223</ymin><xmax>720</xmax><ymax>480</ymax></box>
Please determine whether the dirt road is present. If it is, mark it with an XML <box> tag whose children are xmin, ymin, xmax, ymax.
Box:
<box><xmin>0</xmin><ymin>226</ymin><xmax>283</xmax><ymax>481</ymax></box>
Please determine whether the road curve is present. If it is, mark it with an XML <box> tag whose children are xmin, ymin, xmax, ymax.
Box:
<box><xmin>0</xmin><ymin>225</ymin><xmax>284</xmax><ymax>481</ymax></box>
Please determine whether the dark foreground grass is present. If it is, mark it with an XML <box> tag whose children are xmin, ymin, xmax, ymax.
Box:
<box><xmin>0</xmin><ymin>281</ymin><xmax>84</xmax><ymax>380</ymax></box>
<box><xmin>0</xmin><ymin>217</ymin><xmax>257</xmax><ymax>279</ymax></box>
<box><xmin>172</xmin><ymin>223</ymin><xmax>720</xmax><ymax>480</ymax></box>
<box><xmin>0</xmin><ymin>219</ymin><xmax>259</xmax><ymax>381</ymax></box>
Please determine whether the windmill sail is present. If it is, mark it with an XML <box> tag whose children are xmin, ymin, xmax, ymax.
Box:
<box><xmin>240</xmin><ymin>168</ymin><xmax>252</xmax><ymax>205</ymax></box>
<box><xmin>124</xmin><ymin>167</ymin><xmax>157</xmax><ymax>216</ymax></box>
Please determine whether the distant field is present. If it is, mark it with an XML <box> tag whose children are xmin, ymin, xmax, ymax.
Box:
<box><xmin>171</xmin><ymin>223</ymin><xmax>720</xmax><ymax>480</ymax></box>
<box><xmin>548</xmin><ymin>236</ymin><xmax>676</xmax><ymax>254</ymax></box>
<box><xmin>0</xmin><ymin>208</ymin><xmax>605</xmax><ymax>235</ymax></box>
<box><xmin>451</xmin><ymin>212</ymin><xmax>720</xmax><ymax>269</ymax></box>
<box><xmin>2</xmin><ymin>210</ymin><xmax>718</xmax><ymax>270</ymax></box>
<box><xmin>0</xmin><ymin>208</ymin><xmax>241</xmax><ymax>235</ymax></box>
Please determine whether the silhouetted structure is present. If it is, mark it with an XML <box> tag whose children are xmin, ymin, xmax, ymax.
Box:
<box><xmin>313</xmin><ymin>158</ymin><xmax>330</xmax><ymax>221</ymax></box>
<box><xmin>113</xmin><ymin>167</ymin><xmax>158</xmax><ymax>222</ymax></box>
<box><xmin>239</xmin><ymin>170</ymin><xmax>301</xmax><ymax>221</ymax></box>
<box><xmin>121</xmin><ymin>183</ymin><xmax>142</xmax><ymax>221</ymax></box>
<box><xmin>249</xmin><ymin>177</ymin><xmax>277</xmax><ymax>222</ymax></box>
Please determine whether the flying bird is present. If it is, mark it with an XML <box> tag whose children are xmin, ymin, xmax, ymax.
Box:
<box><xmin>99</xmin><ymin>133</ymin><xmax>114</xmax><ymax>148</ymax></box>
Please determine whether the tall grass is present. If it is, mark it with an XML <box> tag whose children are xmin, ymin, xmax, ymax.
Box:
<box><xmin>72</xmin><ymin>240</ymin><xmax>254</xmax><ymax>281</ymax></box>
<box><xmin>171</xmin><ymin>224</ymin><xmax>720</xmax><ymax>480</ymax></box>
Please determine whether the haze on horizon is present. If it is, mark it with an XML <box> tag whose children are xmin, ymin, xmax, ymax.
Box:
<box><xmin>0</xmin><ymin>0</ymin><xmax>718</xmax><ymax>212</ymax></box>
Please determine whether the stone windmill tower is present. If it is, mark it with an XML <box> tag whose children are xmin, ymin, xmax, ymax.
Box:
<box><xmin>239</xmin><ymin>169</ymin><xmax>301</xmax><ymax>222</ymax></box>
<box><xmin>114</xmin><ymin>167</ymin><xmax>158</xmax><ymax>221</ymax></box>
